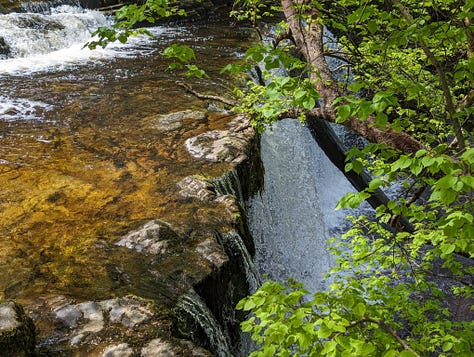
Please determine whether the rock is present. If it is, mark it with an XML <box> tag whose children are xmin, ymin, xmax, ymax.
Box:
<box><xmin>0</xmin><ymin>301</ymin><xmax>35</xmax><ymax>357</ymax></box>
<box><xmin>54</xmin><ymin>304</ymin><xmax>83</xmax><ymax>328</ymax></box>
<box><xmin>148</xmin><ymin>110</ymin><xmax>206</xmax><ymax>133</ymax></box>
<box><xmin>141</xmin><ymin>338</ymin><xmax>176</xmax><ymax>356</ymax></box>
<box><xmin>177</xmin><ymin>176</ymin><xmax>216</xmax><ymax>201</ymax></box>
<box><xmin>33</xmin><ymin>295</ymin><xmax>167</xmax><ymax>355</ymax></box>
<box><xmin>0</xmin><ymin>37</ymin><xmax>10</xmax><ymax>59</ymax></box>
<box><xmin>116</xmin><ymin>220</ymin><xmax>180</xmax><ymax>255</ymax></box>
<box><xmin>185</xmin><ymin>114</ymin><xmax>253</xmax><ymax>163</ymax></box>
<box><xmin>101</xmin><ymin>297</ymin><xmax>154</xmax><ymax>328</ymax></box>
<box><xmin>102</xmin><ymin>343</ymin><xmax>134</xmax><ymax>357</ymax></box>
<box><xmin>196</xmin><ymin>238</ymin><xmax>229</xmax><ymax>269</ymax></box>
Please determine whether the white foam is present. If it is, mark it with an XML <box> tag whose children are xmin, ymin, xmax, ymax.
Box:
<box><xmin>0</xmin><ymin>6</ymin><xmax>174</xmax><ymax>75</ymax></box>
<box><xmin>0</xmin><ymin>95</ymin><xmax>53</xmax><ymax>121</ymax></box>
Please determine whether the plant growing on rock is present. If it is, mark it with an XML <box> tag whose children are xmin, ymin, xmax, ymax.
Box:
<box><xmin>89</xmin><ymin>0</ymin><xmax>473</xmax><ymax>355</ymax></box>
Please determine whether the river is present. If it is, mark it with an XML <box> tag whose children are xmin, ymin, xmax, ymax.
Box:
<box><xmin>0</xmin><ymin>3</ymin><xmax>256</xmax><ymax>305</ymax></box>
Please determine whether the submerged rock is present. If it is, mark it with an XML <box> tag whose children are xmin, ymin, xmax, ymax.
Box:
<box><xmin>0</xmin><ymin>301</ymin><xmax>35</xmax><ymax>357</ymax></box>
<box><xmin>0</xmin><ymin>37</ymin><xmax>10</xmax><ymax>59</ymax></box>
<box><xmin>146</xmin><ymin>110</ymin><xmax>206</xmax><ymax>133</ymax></box>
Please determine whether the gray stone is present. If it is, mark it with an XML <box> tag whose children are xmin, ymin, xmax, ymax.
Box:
<box><xmin>0</xmin><ymin>302</ymin><xmax>21</xmax><ymax>330</ymax></box>
<box><xmin>102</xmin><ymin>343</ymin><xmax>134</xmax><ymax>357</ymax></box>
<box><xmin>149</xmin><ymin>110</ymin><xmax>206</xmax><ymax>133</ymax></box>
<box><xmin>54</xmin><ymin>304</ymin><xmax>82</xmax><ymax>328</ymax></box>
<box><xmin>0</xmin><ymin>301</ymin><xmax>35</xmax><ymax>357</ymax></box>
<box><xmin>101</xmin><ymin>297</ymin><xmax>153</xmax><ymax>328</ymax></box>
<box><xmin>116</xmin><ymin>220</ymin><xmax>179</xmax><ymax>255</ymax></box>
<box><xmin>184</xmin><ymin>114</ymin><xmax>253</xmax><ymax>163</ymax></box>
<box><xmin>177</xmin><ymin>175</ymin><xmax>216</xmax><ymax>201</ymax></box>
<box><xmin>141</xmin><ymin>338</ymin><xmax>176</xmax><ymax>356</ymax></box>
<box><xmin>196</xmin><ymin>238</ymin><xmax>229</xmax><ymax>268</ymax></box>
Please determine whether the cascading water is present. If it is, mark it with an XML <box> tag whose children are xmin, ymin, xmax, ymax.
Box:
<box><xmin>174</xmin><ymin>288</ymin><xmax>233</xmax><ymax>357</ymax></box>
<box><xmin>220</xmin><ymin>230</ymin><xmax>261</xmax><ymax>293</ymax></box>
<box><xmin>247</xmin><ymin>119</ymin><xmax>366</xmax><ymax>292</ymax></box>
<box><xmin>246</xmin><ymin>26</ymin><xmax>370</xmax><ymax>293</ymax></box>
<box><xmin>0</xmin><ymin>5</ymin><xmax>109</xmax><ymax>60</ymax></box>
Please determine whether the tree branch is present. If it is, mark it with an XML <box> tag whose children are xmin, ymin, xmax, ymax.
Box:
<box><xmin>350</xmin><ymin>317</ymin><xmax>420</xmax><ymax>356</ymax></box>
<box><xmin>280</xmin><ymin>0</ymin><xmax>424</xmax><ymax>153</ymax></box>
<box><xmin>176</xmin><ymin>81</ymin><xmax>237</xmax><ymax>106</ymax></box>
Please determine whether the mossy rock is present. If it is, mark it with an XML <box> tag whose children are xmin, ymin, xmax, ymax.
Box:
<box><xmin>0</xmin><ymin>301</ymin><xmax>36</xmax><ymax>357</ymax></box>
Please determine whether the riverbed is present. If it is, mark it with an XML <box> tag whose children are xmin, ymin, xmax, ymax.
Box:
<box><xmin>0</xmin><ymin>4</ymin><xmax>256</xmax><ymax>305</ymax></box>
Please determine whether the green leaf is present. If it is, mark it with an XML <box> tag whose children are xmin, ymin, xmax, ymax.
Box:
<box><xmin>353</xmin><ymin>302</ymin><xmax>366</xmax><ymax>318</ymax></box>
<box><xmin>367</xmin><ymin>20</ymin><xmax>378</xmax><ymax>34</ymax></box>
<box><xmin>318</xmin><ymin>323</ymin><xmax>332</xmax><ymax>338</ymax></box>
<box><xmin>391</xmin><ymin>156</ymin><xmax>413</xmax><ymax>171</ymax></box>
<box><xmin>443</xmin><ymin>341</ymin><xmax>454</xmax><ymax>352</ymax></box>
<box><xmin>336</xmin><ymin>105</ymin><xmax>352</xmax><ymax>123</ymax></box>
<box><xmin>375</xmin><ymin>112</ymin><xmax>388</xmax><ymax>126</ymax></box>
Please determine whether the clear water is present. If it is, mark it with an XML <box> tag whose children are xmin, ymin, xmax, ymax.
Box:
<box><xmin>0</xmin><ymin>5</ymin><xmax>258</xmax><ymax>303</ymax></box>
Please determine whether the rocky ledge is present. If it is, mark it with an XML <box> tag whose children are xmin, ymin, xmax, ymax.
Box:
<box><xmin>0</xmin><ymin>110</ymin><xmax>261</xmax><ymax>356</ymax></box>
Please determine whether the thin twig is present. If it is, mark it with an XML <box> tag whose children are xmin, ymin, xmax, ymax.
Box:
<box><xmin>176</xmin><ymin>81</ymin><xmax>237</xmax><ymax>106</ymax></box>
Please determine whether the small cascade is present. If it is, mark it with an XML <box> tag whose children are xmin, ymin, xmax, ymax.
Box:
<box><xmin>0</xmin><ymin>5</ymin><xmax>109</xmax><ymax>60</ymax></box>
<box><xmin>0</xmin><ymin>95</ymin><xmax>53</xmax><ymax>121</ymax></box>
<box><xmin>173</xmin><ymin>288</ymin><xmax>233</xmax><ymax>357</ymax></box>
<box><xmin>20</xmin><ymin>0</ymin><xmax>82</xmax><ymax>14</ymax></box>
<box><xmin>213</xmin><ymin>169</ymin><xmax>245</xmax><ymax>205</ymax></box>
<box><xmin>219</xmin><ymin>230</ymin><xmax>261</xmax><ymax>293</ymax></box>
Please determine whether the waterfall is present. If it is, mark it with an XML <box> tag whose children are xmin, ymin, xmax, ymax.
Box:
<box><xmin>173</xmin><ymin>288</ymin><xmax>233</xmax><ymax>357</ymax></box>
<box><xmin>247</xmin><ymin>119</ymin><xmax>363</xmax><ymax>292</ymax></box>
<box><xmin>213</xmin><ymin>169</ymin><xmax>245</xmax><ymax>205</ymax></box>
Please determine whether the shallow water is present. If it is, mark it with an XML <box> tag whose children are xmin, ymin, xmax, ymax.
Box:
<box><xmin>0</xmin><ymin>8</ymin><xmax>256</xmax><ymax>303</ymax></box>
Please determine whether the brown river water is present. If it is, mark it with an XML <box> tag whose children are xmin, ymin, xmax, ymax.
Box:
<box><xmin>0</xmin><ymin>17</ymin><xmax>256</xmax><ymax>304</ymax></box>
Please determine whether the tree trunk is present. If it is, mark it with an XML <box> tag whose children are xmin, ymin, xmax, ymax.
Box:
<box><xmin>281</xmin><ymin>0</ymin><xmax>424</xmax><ymax>153</ymax></box>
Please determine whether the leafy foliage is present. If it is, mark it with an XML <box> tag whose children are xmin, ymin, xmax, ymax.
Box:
<box><xmin>86</xmin><ymin>0</ymin><xmax>185</xmax><ymax>50</ymax></box>
<box><xmin>232</xmin><ymin>0</ymin><xmax>474</xmax><ymax>356</ymax></box>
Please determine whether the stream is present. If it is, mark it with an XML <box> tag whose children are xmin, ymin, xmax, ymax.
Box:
<box><xmin>0</xmin><ymin>3</ymin><xmax>256</xmax><ymax>304</ymax></box>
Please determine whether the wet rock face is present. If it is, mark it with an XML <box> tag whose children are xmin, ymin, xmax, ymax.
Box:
<box><xmin>28</xmin><ymin>295</ymin><xmax>218</xmax><ymax>357</ymax></box>
<box><xmin>33</xmin><ymin>295</ymin><xmax>204</xmax><ymax>356</ymax></box>
<box><xmin>0</xmin><ymin>301</ymin><xmax>35</xmax><ymax>357</ymax></box>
